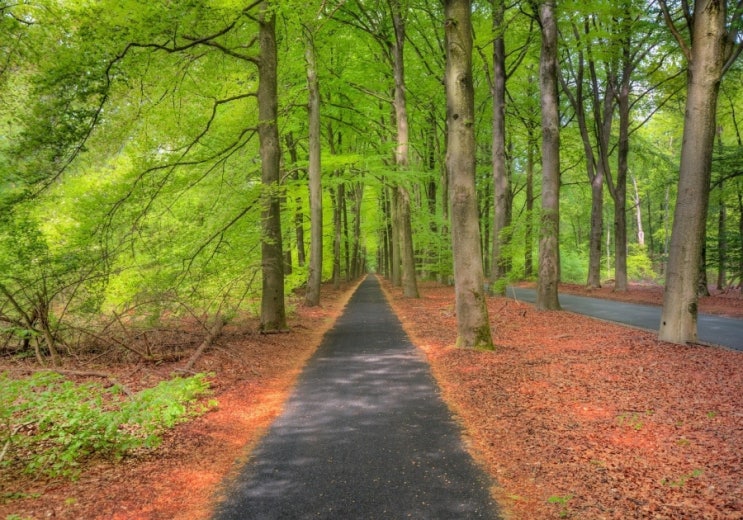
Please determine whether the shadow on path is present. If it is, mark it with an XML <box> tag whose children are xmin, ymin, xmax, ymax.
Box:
<box><xmin>213</xmin><ymin>276</ymin><xmax>500</xmax><ymax>520</ymax></box>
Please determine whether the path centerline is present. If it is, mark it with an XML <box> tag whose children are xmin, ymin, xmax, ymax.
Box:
<box><xmin>214</xmin><ymin>275</ymin><xmax>500</xmax><ymax>520</ymax></box>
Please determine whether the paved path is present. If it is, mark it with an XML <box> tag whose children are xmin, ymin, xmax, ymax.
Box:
<box><xmin>509</xmin><ymin>287</ymin><xmax>743</xmax><ymax>351</ymax></box>
<box><xmin>214</xmin><ymin>276</ymin><xmax>500</xmax><ymax>520</ymax></box>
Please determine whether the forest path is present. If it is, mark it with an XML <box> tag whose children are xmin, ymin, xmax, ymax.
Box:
<box><xmin>509</xmin><ymin>287</ymin><xmax>743</xmax><ymax>351</ymax></box>
<box><xmin>213</xmin><ymin>275</ymin><xmax>500</xmax><ymax>520</ymax></box>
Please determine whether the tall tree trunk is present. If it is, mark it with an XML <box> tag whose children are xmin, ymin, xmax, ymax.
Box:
<box><xmin>390</xmin><ymin>186</ymin><xmax>402</xmax><ymax>286</ymax></box>
<box><xmin>304</xmin><ymin>27</ymin><xmax>323</xmax><ymax>307</ymax></box>
<box><xmin>258</xmin><ymin>5</ymin><xmax>286</xmax><ymax>332</ymax></box>
<box><xmin>658</xmin><ymin>0</ymin><xmax>731</xmax><ymax>344</ymax></box>
<box><xmin>444</xmin><ymin>0</ymin><xmax>494</xmax><ymax>350</ymax></box>
<box><xmin>716</xmin><ymin>197</ymin><xmax>726</xmax><ymax>288</ymax></box>
<box><xmin>559</xmin><ymin>16</ymin><xmax>608</xmax><ymax>290</ymax></box>
<box><xmin>352</xmin><ymin>182</ymin><xmax>364</xmax><ymax>279</ymax></box>
<box><xmin>389</xmin><ymin>0</ymin><xmax>419</xmax><ymax>298</ymax></box>
<box><xmin>536</xmin><ymin>0</ymin><xmax>561</xmax><ymax>311</ymax></box>
<box><xmin>524</xmin><ymin>121</ymin><xmax>536</xmax><ymax>279</ymax></box>
<box><xmin>613</xmin><ymin>67</ymin><xmax>631</xmax><ymax>292</ymax></box>
<box><xmin>342</xmin><ymin>188</ymin><xmax>350</xmax><ymax>281</ymax></box>
<box><xmin>285</xmin><ymin>133</ymin><xmax>306</xmax><ymax>267</ymax></box>
<box><xmin>491</xmin><ymin>0</ymin><xmax>510</xmax><ymax>292</ymax></box>
<box><xmin>588</xmin><ymin>171</ymin><xmax>604</xmax><ymax>287</ymax></box>
<box><xmin>331</xmin><ymin>184</ymin><xmax>342</xmax><ymax>290</ymax></box>
<box><xmin>614</xmin><ymin>183</ymin><xmax>628</xmax><ymax>290</ymax></box>
<box><xmin>716</xmin><ymin>128</ymin><xmax>726</xmax><ymax>290</ymax></box>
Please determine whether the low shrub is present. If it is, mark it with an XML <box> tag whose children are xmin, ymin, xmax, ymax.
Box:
<box><xmin>0</xmin><ymin>371</ymin><xmax>214</xmax><ymax>479</ymax></box>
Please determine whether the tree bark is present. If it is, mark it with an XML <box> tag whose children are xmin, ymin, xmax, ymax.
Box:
<box><xmin>389</xmin><ymin>0</ymin><xmax>419</xmax><ymax>298</ymax></box>
<box><xmin>258</xmin><ymin>4</ymin><xmax>286</xmax><ymax>332</ymax></box>
<box><xmin>536</xmin><ymin>0</ymin><xmax>561</xmax><ymax>311</ymax></box>
<box><xmin>304</xmin><ymin>27</ymin><xmax>323</xmax><ymax>307</ymax></box>
<box><xmin>444</xmin><ymin>0</ymin><xmax>494</xmax><ymax>349</ymax></box>
<box><xmin>490</xmin><ymin>0</ymin><xmax>510</xmax><ymax>292</ymax></box>
<box><xmin>659</xmin><ymin>0</ymin><xmax>730</xmax><ymax>344</ymax></box>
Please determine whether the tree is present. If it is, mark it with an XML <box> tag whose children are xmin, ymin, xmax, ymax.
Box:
<box><xmin>258</xmin><ymin>3</ymin><xmax>287</xmax><ymax>332</ymax></box>
<box><xmin>389</xmin><ymin>0</ymin><xmax>419</xmax><ymax>298</ymax></box>
<box><xmin>304</xmin><ymin>23</ymin><xmax>323</xmax><ymax>307</ymax></box>
<box><xmin>658</xmin><ymin>0</ymin><xmax>742</xmax><ymax>344</ymax></box>
<box><xmin>534</xmin><ymin>0</ymin><xmax>561</xmax><ymax>310</ymax></box>
<box><xmin>490</xmin><ymin>0</ymin><xmax>512</xmax><ymax>292</ymax></box>
<box><xmin>444</xmin><ymin>0</ymin><xmax>494</xmax><ymax>349</ymax></box>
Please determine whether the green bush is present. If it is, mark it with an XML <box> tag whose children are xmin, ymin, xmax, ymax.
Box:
<box><xmin>0</xmin><ymin>371</ymin><xmax>214</xmax><ymax>479</ymax></box>
<box><xmin>627</xmin><ymin>244</ymin><xmax>656</xmax><ymax>281</ymax></box>
<box><xmin>561</xmin><ymin>248</ymin><xmax>588</xmax><ymax>284</ymax></box>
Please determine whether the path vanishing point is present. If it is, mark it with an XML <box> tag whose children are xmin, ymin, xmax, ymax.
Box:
<box><xmin>213</xmin><ymin>275</ymin><xmax>501</xmax><ymax>520</ymax></box>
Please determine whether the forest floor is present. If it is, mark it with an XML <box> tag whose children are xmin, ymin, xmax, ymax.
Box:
<box><xmin>1</xmin><ymin>279</ymin><xmax>741</xmax><ymax>519</ymax></box>
<box><xmin>385</xmin><ymin>280</ymin><xmax>742</xmax><ymax>519</ymax></box>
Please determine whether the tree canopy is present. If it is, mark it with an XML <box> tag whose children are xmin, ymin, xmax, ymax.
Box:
<box><xmin>0</xmin><ymin>0</ymin><xmax>741</xmax><ymax>356</ymax></box>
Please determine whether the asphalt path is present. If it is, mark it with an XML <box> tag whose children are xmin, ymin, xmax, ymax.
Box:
<box><xmin>214</xmin><ymin>276</ymin><xmax>500</xmax><ymax>520</ymax></box>
<box><xmin>509</xmin><ymin>287</ymin><xmax>743</xmax><ymax>351</ymax></box>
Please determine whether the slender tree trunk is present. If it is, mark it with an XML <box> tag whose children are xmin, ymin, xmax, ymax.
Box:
<box><xmin>398</xmin><ymin>187</ymin><xmax>419</xmax><ymax>295</ymax></box>
<box><xmin>351</xmin><ymin>182</ymin><xmax>364</xmax><ymax>279</ymax></box>
<box><xmin>659</xmin><ymin>0</ymin><xmax>729</xmax><ymax>344</ymax></box>
<box><xmin>647</xmin><ymin>196</ymin><xmax>654</xmax><ymax>259</ymax></box>
<box><xmin>536</xmin><ymin>0</ymin><xmax>561</xmax><ymax>311</ymax></box>
<box><xmin>588</xmin><ymin>171</ymin><xmax>604</xmax><ymax>288</ymax></box>
<box><xmin>663</xmin><ymin>184</ymin><xmax>670</xmax><ymax>275</ymax></box>
<box><xmin>633</xmin><ymin>176</ymin><xmax>645</xmax><ymax>246</ymax></box>
<box><xmin>525</xmin><ymin>122</ymin><xmax>536</xmax><ymax>279</ymax></box>
<box><xmin>613</xmin><ymin>74</ymin><xmax>631</xmax><ymax>292</ymax></box>
<box><xmin>342</xmin><ymin>188</ymin><xmax>350</xmax><ymax>281</ymax></box>
<box><xmin>285</xmin><ymin>134</ymin><xmax>306</xmax><ymax>267</ymax></box>
<box><xmin>389</xmin><ymin>0</ymin><xmax>419</xmax><ymax>298</ymax></box>
<box><xmin>614</xmin><ymin>184</ymin><xmax>628</xmax><ymax>290</ymax></box>
<box><xmin>444</xmin><ymin>0</ymin><xmax>494</xmax><ymax>350</ymax></box>
<box><xmin>699</xmin><ymin>238</ymin><xmax>710</xmax><ymax>297</ymax></box>
<box><xmin>491</xmin><ymin>0</ymin><xmax>510</xmax><ymax>292</ymax></box>
<box><xmin>304</xmin><ymin>27</ymin><xmax>323</xmax><ymax>307</ymax></box>
<box><xmin>716</xmin><ymin>131</ymin><xmax>726</xmax><ymax>290</ymax></box>
<box><xmin>258</xmin><ymin>5</ymin><xmax>286</xmax><ymax>332</ymax></box>
<box><xmin>390</xmin><ymin>186</ymin><xmax>402</xmax><ymax>286</ymax></box>
<box><xmin>717</xmin><ymin>190</ymin><xmax>728</xmax><ymax>291</ymax></box>
<box><xmin>331</xmin><ymin>184</ymin><xmax>342</xmax><ymax>290</ymax></box>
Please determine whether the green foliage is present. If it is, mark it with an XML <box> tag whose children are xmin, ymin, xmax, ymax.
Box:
<box><xmin>0</xmin><ymin>371</ymin><xmax>214</xmax><ymax>479</ymax></box>
<box><xmin>627</xmin><ymin>244</ymin><xmax>656</xmax><ymax>282</ymax></box>
<box><xmin>560</xmin><ymin>249</ymin><xmax>589</xmax><ymax>284</ymax></box>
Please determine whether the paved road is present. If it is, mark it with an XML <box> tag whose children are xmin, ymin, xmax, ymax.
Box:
<box><xmin>509</xmin><ymin>287</ymin><xmax>743</xmax><ymax>351</ymax></box>
<box><xmin>214</xmin><ymin>276</ymin><xmax>500</xmax><ymax>520</ymax></box>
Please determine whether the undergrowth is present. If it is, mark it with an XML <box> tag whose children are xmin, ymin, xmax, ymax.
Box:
<box><xmin>0</xmin><ymin>371</ymin><xmax>215</xmax><ymax>480</ymax></box>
